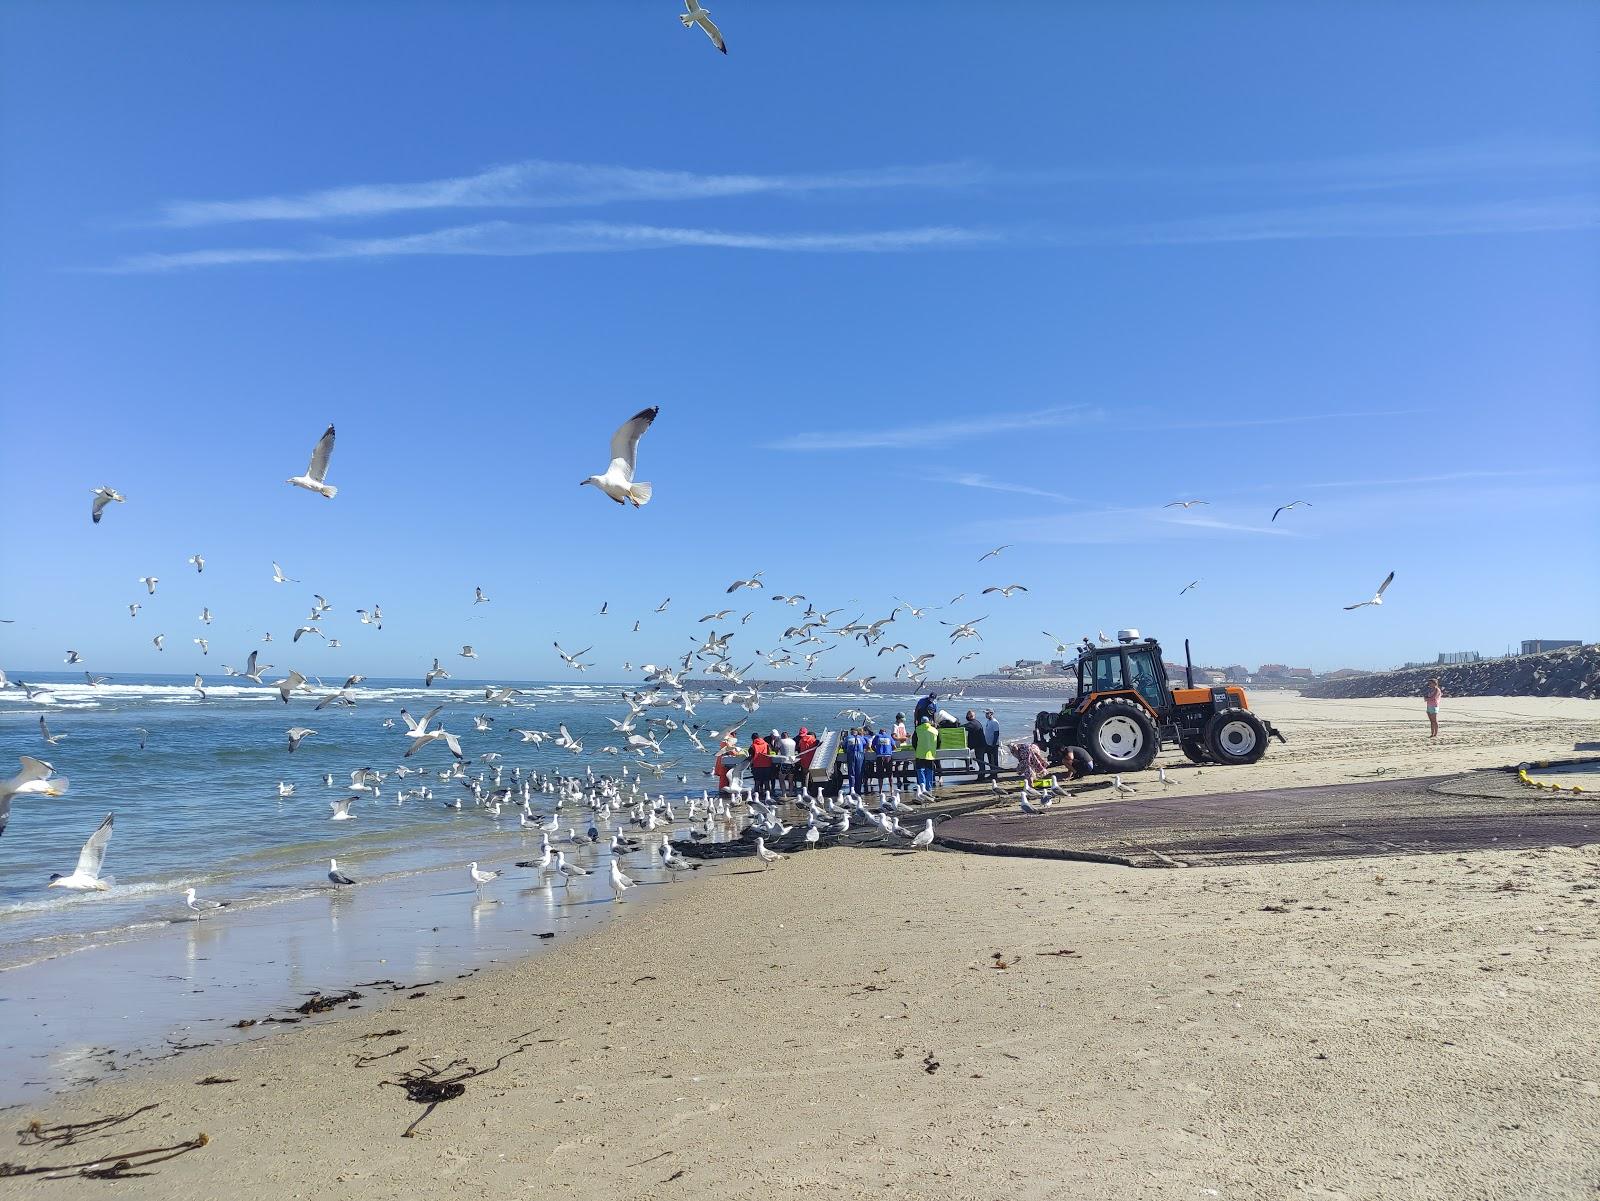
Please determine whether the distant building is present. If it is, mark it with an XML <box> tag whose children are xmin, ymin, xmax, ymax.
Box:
<box><xmin>1522</xmin><ymin>639</ymin><xmax>1582</xmax><ymax>655</ymax></box>
<box><xmin>1224</xmin><ymin>664</ymin><xmax>1251</xmax><ymax>681</ymax></box>
<box><xmin>1436</xmin><ymin>651</ymin><xmax>1480</xmax><ymax>665</ymax></box>
<box><xmin>1286</xmin><ymin>667</ymin><xmax>1314</xmax><ymax>680</ymax></box>
<box><xmin>1256</xmin><ymin>663</ymin><xmax>1289</xmax><ymax>678</ymax></box>
<box><xmin>1324</xmin><ymin>668</ymin><xmax>1366</xmax><ymax>679</ymax></box>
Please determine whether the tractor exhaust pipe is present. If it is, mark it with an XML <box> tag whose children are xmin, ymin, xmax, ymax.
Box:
<box><xmin>1184</xmin><ymin>639</ymin><xmax>1195</xmax><ymax>690</ymax></box>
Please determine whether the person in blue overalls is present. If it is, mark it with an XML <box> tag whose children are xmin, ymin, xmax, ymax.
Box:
<box><xmin>842</xmin><ymin>726</ymin><xmax>868</xmax><ymax>795</ymax></box>
<box><xmin>870</xmin><ymin>725</ymin><xmax>896</xmax><ymax>792</ymax></box>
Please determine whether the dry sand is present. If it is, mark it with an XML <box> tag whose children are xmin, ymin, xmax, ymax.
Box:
<box><xmin>5</xmin><ymin>695</ymin><xmax>1598</xmax><ymax>1199</ymax></box>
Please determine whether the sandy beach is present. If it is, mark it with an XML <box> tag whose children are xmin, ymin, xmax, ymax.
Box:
<box><xmin>4</xmin><ymin>695</ymin><xmax>1597</xmax><ymax>1199</ymax></box>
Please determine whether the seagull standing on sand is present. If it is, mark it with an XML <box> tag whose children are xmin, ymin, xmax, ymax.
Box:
<box><xmin>0</xmin><ymin>756</ymin><xmax>70</xmax><ymax>839</ymax></box>
<box><xmin>910</xmin><ymin>819</ymin><xmax>934</xmax><ymax>850</ymax></box>
<box><xmin>679</xmin><ymin>0</ymin><xmax>727</xmax><ymax>53</ymax></box>
<box><xmin>754</xmin><ymin>837</ymin><xmax>783</xmax><ymax>868</ymax></box>
<box><xmin>553</xmin><ymin>850</ymin><xmax>588</xmax><ymax>887</ymax></box>
<box><xmin>468</xmin><ymin>862</ymin><xmax>501</xmax><ymax>891</ymax></box>
<box><xmin>183</xmin><ymin>888</ymin><xmax>226</xmax><ymax>919</ymax></box>
<box><xmin>581</xmin><ymin>405</ymin><xmax>658</xmax><ymax>507</ymax></box>
<box><xmin>47</xmin><ymin>813</ymin><xmax>114</xmax><ymax>891</ymax></box>
<box><xmin>90</xmin><ymin>487</ymin><xmax>125</xmax><ymax>524</ymax></box>
<box><xmin>1344</xmin><ymin>571</ymin><xmax>1396</xmax><ymax>610</ymax></box>
<box><xmin>327</xmin><ymin>858</ymin><xmax>355</xmax><ymax>886</ymax></box>
<box><xmin>608</xmin><ymin>858</ymin><xmax>635</xmax><ymax>902</ymax></box>
<box><xmin>286</xmin><ymin>424</ymin><xmax>338</xmax><ymax>498</ymax></box>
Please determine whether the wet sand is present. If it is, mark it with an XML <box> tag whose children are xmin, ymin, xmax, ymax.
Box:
<box><xmin>4</xmin><ymin>694</ymin><xmax>1598</xmax><ymax>1198</ymax></box>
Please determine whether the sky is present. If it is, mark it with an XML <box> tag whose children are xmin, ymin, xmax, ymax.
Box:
<box><xmin>1</xmin><ymin>0</ymin><xmax>1596</xmax><ymax>683</ymax></box>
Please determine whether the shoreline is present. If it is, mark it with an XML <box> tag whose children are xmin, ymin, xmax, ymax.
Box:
<box><xmin>6</xmin><ymin>838</ymin><xmax>1596</xmax><ymax>1198</ymax></box>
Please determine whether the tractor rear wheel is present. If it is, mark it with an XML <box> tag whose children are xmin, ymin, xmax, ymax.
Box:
<box><xmin>1205</xmin><ymin>709</ymin><xmax>1268</xmax><ymax>765</ymax></box>
<box><xmin>1081</xmin><ymin>700</ymin><xmax>1158</xmax><ymax>773</ymax></box>
<box><xmin>1180</xmin><ymin>737</ymin><xmax>1211</xmax><ymax>765</ymax></box>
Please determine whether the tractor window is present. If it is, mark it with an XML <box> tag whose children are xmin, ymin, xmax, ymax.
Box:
<box><xmin>1091</xmin><ymin>653</ymin><xmax>1124</xmax><ymax>694</ymax></box>
<box><xmin>1125</xmin><ymin>648</ymin><xmax>1164</xmax><ymax>709</ymax></box>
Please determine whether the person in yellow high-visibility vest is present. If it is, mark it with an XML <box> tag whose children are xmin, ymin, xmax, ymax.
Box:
<box><xmin>913</xmin><ymin>715</ymin><xmax>939</xmax><ymax>794</ymax></box>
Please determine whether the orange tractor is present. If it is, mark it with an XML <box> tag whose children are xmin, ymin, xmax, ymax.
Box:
<box><xmin>1033</xmin><ymin>630</ymin><xmax>1285</xmax><ymax>773</ymax></box>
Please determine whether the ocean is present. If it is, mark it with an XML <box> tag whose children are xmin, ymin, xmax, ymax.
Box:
<box><xmin>0</xmin><ymin>672</ymin><xmax>1048</xmax><ymax>977</ymax></box>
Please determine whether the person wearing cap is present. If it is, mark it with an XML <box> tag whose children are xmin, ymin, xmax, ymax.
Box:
<box><xmin>913</xmin><ymin>692</ymin><xmax>938</xmax><ymax>727</ymax></box>
<box><xmin>795</xmin><ymin>726</ymin><xmax>818</xmax><ymax>785</ymax></box>
<box><xmin>912</xmin><ymin>713</ymin><xmax>939</xmax><ymax>794</ymax></box>
<box><xmin>963</xmin><ymin>709</ymin><xmax>986</xmax><ymax>779</ymax></box>
<box><xmin>981</xmin><ymin>709</ymin><xmax>1002</xmax><ymax>782</ymax></box>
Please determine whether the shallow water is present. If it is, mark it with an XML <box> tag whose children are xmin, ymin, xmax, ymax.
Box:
<box><xmin>0</xmin><ymin>673</ymin><xmax>1049</xmax><ymax>1101</ymax></box>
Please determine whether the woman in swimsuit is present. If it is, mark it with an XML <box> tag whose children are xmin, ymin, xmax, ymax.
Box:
<box><xmin>1423</xmin><ymin>678</ymin><xmax>1442</xmax><ymax>738</ymax></box>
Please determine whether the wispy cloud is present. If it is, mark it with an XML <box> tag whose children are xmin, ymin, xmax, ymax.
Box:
<box><xmin>764</xmin><ymin>406</ymin><xmax>1090</xmax><ymax>452</ymax></box>
<box><xmin>1300</xmin><ymin>469</ymin><xmax>1545</xmax><ymax>490</ymax></box>
<box><xmin>1160</xmin><ymin>408</ymin><xmax>1434</xmax><ymax>431</ymax></box>
<box><xmin>1101</xmin><ymin>196</ymin><xmax>1600</xmax><ymax>246</ymax></box>
<box><xmin>104</xmin><ymin>220</ymin><xmax>998</xmax><ymax>272</ymax></box>
<box><xmin>1156</xmin><ymin>512</ymin><xmax>1299</xmax><ymax>537</ymax></box>
<box><xmin>153</xmin><ymin>161</ymin><xmax>985</xmax><ymax>227</ymax></box>
<box><xmin>931</xmin><ymin>472</ymin><xmax>1077</xmax><ymax>504</ymax></box>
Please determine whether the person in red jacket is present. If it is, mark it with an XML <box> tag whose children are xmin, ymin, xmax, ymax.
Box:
<box><xmin>795</xmin><ymin>727</ymin><xmax>818</xmax><ymax>786</ymax></box>
<box><xmin>748</xmin><ymin>733</ymin><xmax>774</xmax><ymax>795</ymax></box>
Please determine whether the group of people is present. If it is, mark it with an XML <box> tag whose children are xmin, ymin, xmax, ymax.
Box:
<box><xmin>709</xmin><ymin>693</ymin><xmax>1005</xmax><ymax>798</ymax></box>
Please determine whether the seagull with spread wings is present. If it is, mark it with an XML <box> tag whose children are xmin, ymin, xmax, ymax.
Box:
<box><xmin>47</xmin><ymin>813</ymin><xmax>114</xmax><ymax>891</ymax></box>
<box><xmin>1344</xmin><ymin>571</ymin><xmax>1395</xmax><ymax>610</ymax></box>
<box><xmin>679</xmin><ymin>0</ymin><xmax>727</xmax><ymax>53</ymax></box>
<box><xmin>286</xmin><ymin>424</ymin><xmax>338</xmax><ymax>498</ymax></box>
<box><xmin>1271</xmin><ymin>500</ymin><xmax>1312</xmax><ymax>522</ymax></box>
<box><xmin>981</xmin><ymin>584</ymin><xmax>1028</xmax><ymax>598</ymax></box>
<box><xmin>581</xmin><ymin>406</ymin><xmax>658</xmax><ymax>507</ymax></box>
<box><xmin>90</xmin><ymin>487</ymin><xmax>125</xmax><ymax>524</ymax></box>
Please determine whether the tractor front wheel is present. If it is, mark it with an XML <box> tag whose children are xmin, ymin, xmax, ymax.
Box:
<box><xmin>1081</xmin><ymin>700</ymin><xmax>1158</xmax><ymax>773</ymax></box>
<box><xmin>1205</xmin><ymin>709</ymin><xmax>1268</xmax><ymax>765</ymax></box>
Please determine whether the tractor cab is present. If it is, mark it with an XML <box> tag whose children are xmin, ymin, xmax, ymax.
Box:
<box><xmin>1077</xmin><ymin>637</ymin><xmax>1169</xmax><ymax>715</ymax></box>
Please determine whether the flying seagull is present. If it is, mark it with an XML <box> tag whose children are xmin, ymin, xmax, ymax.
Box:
<box><xmin>679</xmin><ymin>0</ymin><xmax>727</xmax><ymax>53</ymax></box>
<box><xmin>90</xmin><ymin>487</ymin><xmax>125</xmax><ymax>524</ymax></box>
<box><xmin>329</xmin><ymin>796</ymin><xmax>357</xmax><ymax>820</ymax></box>
<box><xmin>981</xmin><ymin>584</ymin><xmax>1028</xmax><ymax>597</ymax></box>
<box><xmin>193</xmin><ymin>674</ymin><xmax>206</xmax><ymax>698</ymax></box>
<box><xmin>152</xmin><ymin>634</ymin><xmax>165</xmax><ymax>652</ymax></box>
<box><xmin>726</xmin><ymin>571</ymin><xmax>764</xmax><ymax>593</ymax></box>
<box><xmin>48</xmin><ymin>813</ymin><xmax>114</xmax><ymax>891</ymax></box>
<box><xmin>582</xmin><ymin>406</ymin><xmax>658</xmax><ymax>507</ymax></box>
<box><xmin>1164</xmin><ymin>499</ymin><xmax>1208</xmax><ymax>509</ymax></box>
<box><xmin>459</xmin><ymin>645</ymin><xmax>477</xmax><ymax>659</ymax></box>
<box><xmin>1179</xmin><ymin>580</ymin><xmax>1200</xmax><ymax>596</ymax></box>
<box><xmin>474</xmin><ymin>586</ymin><xmax>491</xmax><ymax>604</ymax></box>
<box><xmin>1344</xmin><ymin>571</ymin><xmax>1396</xmax><ymax>610</ymax></box>
<box><xmin>272</xmin><ymin>561</ymin><xmax>298</xmax><ymax>584</ymax></box>
<box><xmin>64</xmin><ymin>650</ymin><xmax>82</xmax><ymax>665</ymax></box>
<box><xmin>138</xmin><ymin>576</ymin><xmax>159</xmax><ymax>595</ymax></box>
<box><xmin>287</xmin><ymin>726</ymin><xmax>317</xmax><ymax>752</ymax></box>
<box><xmin>1271</xmin><ymin>500</ymin><xmax>1312</xmax><ymax>522</ymax></box>
<box><xmin>978</xmin><ymin>545</ymin><xmax>1011</xmax><ymax>562</ymax></box>
<box><xmin>187</xmin><ymin>553</ymin><xmax>206</xmax><ymax>573</ymax></box>
<box><xmin>1</xmin><ymin>755</ymin><xmax>70</xmax><ymax>839</ymax></box>
<box><xmin>286</xmin><ymin>424</ymin><xmax>338</xmax><ymax>498</ymax></box>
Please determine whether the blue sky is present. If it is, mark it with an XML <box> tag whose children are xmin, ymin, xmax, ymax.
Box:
<box><xmin>2</xmin><ymin>0</ymin><xmax>1596</xmax><ymax>681</ymax></box>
